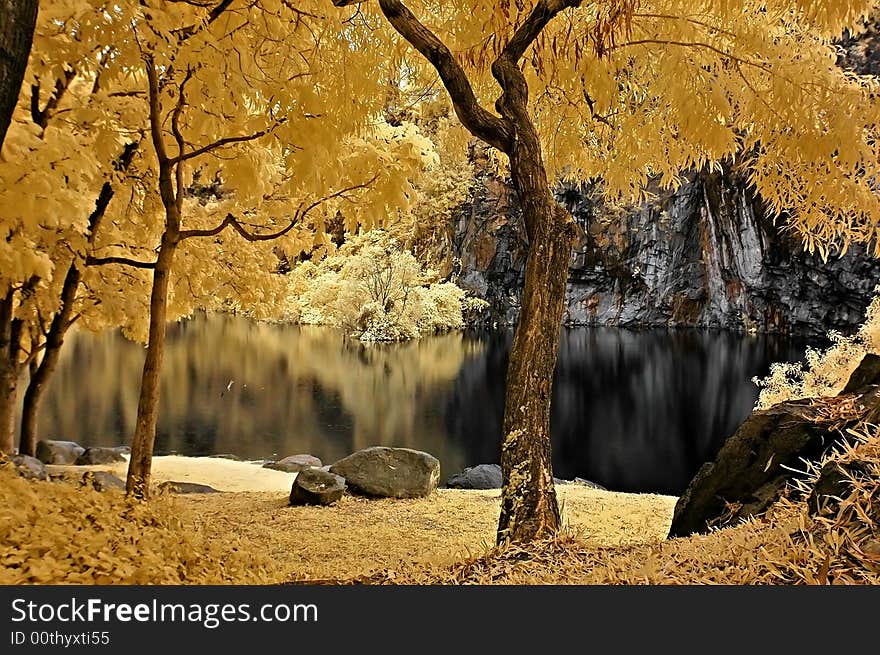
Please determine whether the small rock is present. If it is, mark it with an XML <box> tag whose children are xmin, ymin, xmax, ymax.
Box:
<box><xmin>573</xmin><ymin>477</ymin><xmax>607</xmax><ymax>490</ymax></box>
<box><xmin>36</xmin><ymin>440</ymin><xmax>84</xmax><ymax>465</ymax></box>
<box><xmin>75</xmin><ymin>447</ymin><xmax>127</xmax><ymax>465</ymax></box>
<box><xmin>447</xmin><ymin>464</ymin><xmax>502</xmax><ymax>489</ymax></box>
<box><xmin>289</xmin><ymin>469</ymin><xmax>346</xmax><ymax>506</ymax></box>
<box><xmin>210</xmin><ymin>453</ymin><xmax>242</xmax><ymax>461</ymax></box>
<box><xmin>330</xmin><ymin>447</ymin><xmax>440</xmax><ymax>498</ymax></box>
<box><xmin>263</xmin><ymin>454</ymin><xmax>322</xmax><ymax>473</ymax></box>
<box><xmin>158</xmin><ymin>481</ymin><xmax>220</xmax><ymax>494</ymax></box>
<box><xmin>83</xmin><ymin>471</ymin><xmax>125</xmax><ymax>492</ymax></box>
<box><xmin>8</xmin><ymin>454</ymin><xmax>49</xmax><ymax>481</ymax></box>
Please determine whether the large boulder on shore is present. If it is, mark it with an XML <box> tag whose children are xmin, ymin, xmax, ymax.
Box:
<box><xmin>289</xmin><ymin>468</ymin><xmax>346</xmax><ymax>506</ymax></box>
<box><xmin>329</xmin><ymin>447</ymin><xmax>440</xmax><ymax>498</ymax></box>
<box><xmin>669</xmin><ymin>354</ymin><xmax>880</xmax><ymax>538</ymax></box>
<box><xmin>75</xmin><ymin>447</ymin><xmax>126</xmax><ymax>465</ymax></box>
<box><xmin>36</xmin><ymin>440</ymin><xmax>84</xmax><ymax>465</ymax></box>
<box><xmin>264</xmin><ymin>454</ymin><xmax>322</xmax><ymax>473</ymax></box>
<box><xmin>447</xmin><ymin>464</ymin><xmax>502</xmax><ymax>489</ymax></box>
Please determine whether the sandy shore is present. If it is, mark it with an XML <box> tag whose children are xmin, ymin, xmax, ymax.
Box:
<box><xmin>41</xmin><ymin>454</ymin><xmax>677</xmax><ymax>581</ymax></box>
<box><xmin>47</xmin><ymin>454</ymin><xmax>296</xmax><ymax>492</ymax></box>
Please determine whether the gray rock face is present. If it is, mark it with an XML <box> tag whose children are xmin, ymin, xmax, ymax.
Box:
<box><xmin>75</xmin><ymin>447</ymin><xmax>126</xmax><ymax>465</ymax></box>
<box><xmin>158</xmin><ymin>481</ymin><xmax>220</xmax><ymax>494</ymax></box>
<box><xmin>289</xmin><ymin>469</ymin><xmax>346</xmax><ymax>506</ymax></box>
<box><xmin>264</xmin><ymin>454</ymin><xmax>322</xmax><ymax>473</ymax></box>
<box><xmin>83</xmin><ymin>471</ymin><xmax>125</xmax><ymax>492</ymax></box>
<box><xmin>446</xmin><ymin>464</ymin><xmax>502</xmax><ymax>489</ymax></box>
<box><xmin>329</xmin><ymin>447</ymin><xmax>440</xmax><ymax>498</ymax></box>
<box><xmin>9</xmin><ymin>454</ymin><xmax>49</xmax><ymax>480</ymax></box>
<box><xmin>36</xmin><ymin>440</ymin><xmax>84</xmax><ymax>465</ymax></box>
<box><xmin>454</xmin><ymin>156</ymin><xmax>880</xmax><ymax>337</ymax></box>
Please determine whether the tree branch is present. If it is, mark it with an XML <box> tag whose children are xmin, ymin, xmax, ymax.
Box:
<box><xmin>169</xmin><ymin>120</ymin><xmax>283</xmax><ymax>164</ymax></box>
<box><xmin>179</xmin><ymin>176</ymin><xmax>379</xmax><ymax>241</ymax></box>
<box><xmin>371</xmin><ymin>0</ymin><xmax>512</xmax><ymax>152</ymax></box>
<box><xmin>85</xmin><ymin>255</ymin><xmax>158</xmax><ymax>269</ymax></box>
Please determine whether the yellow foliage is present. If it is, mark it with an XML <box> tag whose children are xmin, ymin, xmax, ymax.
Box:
<box><xmin>0</xmin><ymin>465</ymin><xmax>280</xmax><ymax>584</ymax></box>
<box><xmin>756</xmin><ymin>287</ymin><xmax>880</xmax><ymax>406</ymax></box>
<box><xmin>286</xmin><ymin>230</ymin><xmax>486</xmax><ymax>341</ymax></box>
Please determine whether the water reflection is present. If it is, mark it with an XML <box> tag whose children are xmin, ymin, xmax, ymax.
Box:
<box><xmin>26</xmin><ymin>314</ymin><xmax>813</xmax><ymax>494</ymax></box>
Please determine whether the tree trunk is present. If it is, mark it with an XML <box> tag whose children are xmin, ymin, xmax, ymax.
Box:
<box><xmin>496</xmin><ymin>143</ymin><xmax>576</xmax><ymax>544</ymax></box>
<box><xmin>0</xmin><ymin>0</ymin><xmax>39</xmax><ymax>149</ymax></box>
<box><xmin>18</xmin><ymin>262</ymin><xmax>81</xmax><ymax>456</ymax></box>
<box><xmin>0</xmin><ymin>367</ymin><xmax>17</xmax><ymax>454</ymax></box>
<box><xmin>0</xmin><ymin>289</ymin><xmax>19</xmax><ymax>454</ymax></box>
<box><xmin>125</xmin><ymin>234</ymin><xmax>177</xmax><ymax>496</ymax></box>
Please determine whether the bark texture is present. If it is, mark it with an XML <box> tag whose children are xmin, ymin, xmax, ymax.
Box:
<box><xmin>0</xmin><ymin>0</ymin><xmax>38</xmax><ymax>148</ymax></box>
<box><xmin>375</xmin><ymin>0</ymin><xmax>580</xmax><ymax>543</ymax></box>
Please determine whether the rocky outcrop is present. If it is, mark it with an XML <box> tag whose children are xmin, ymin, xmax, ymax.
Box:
<box><xmin>453</xmin><ymin>164</ymin><xmax>880</xmax><ymax>337</ymax></box>
<box><xmin>289</xmin><ymin>468</ymin><xmax>346</xmax><ymax>506</ymax></box>
<box><xmin>668</xmin><ymin>354</ymin><xmax>880</xmax><ymax>537</ymax></box>
<box><xmin>452</xmin><ymin>25</ymin><xmax>880</xmax><ymax>337</ymax></box>
<box><xmin>329</xmin><ymin>447</ymin><xmax>440</xmax><ymax>498</ymax></box>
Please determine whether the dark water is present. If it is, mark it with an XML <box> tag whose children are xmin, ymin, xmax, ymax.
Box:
<box><xmin>25</xmin><ymin>314</ymin><xmax>814</xmax><ymax>495</ymax></box>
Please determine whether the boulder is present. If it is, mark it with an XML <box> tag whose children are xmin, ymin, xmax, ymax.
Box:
<box><xmin>36</xmin><ymin>440</ymin><xmax>84</xmax><ymax>465</ymax></box>
<box><xmin>446</xmin><ymin>464</ymin><xmax>502</xmax><ymax>489</ymax></box>
<box><xmin>83</xmin><ymin>471</ymin><xmax>126</xmax><ymax>492</ymax></box>
<box><xmin>158</xmin><ymin>481</ymin><xmax>220</xmax><ymax>494</ymax></box>
<box><xmin>329</xmin><ymin>447</ymin><xmax>440</xmax><ymax>498</ymax></box>
<box><xmin>289</xmin><ymin>468</ymin><xmax>346</xmax><ymax>506</ymax></box>
<box><xmin>669</xmin><ymin>354</ymin><xmax>880</xmax><ymax>538</ymax></box>
<box><xmin>807</xmin><ymin>459</ymin><xmax>872</xmax><ymax>516</ymax></box>
<box><xmin>573</xmin><ymin>477</ymin><xmax>607</xmax><ymax>490</ymax></box>
<box><xmin>263</xmin><ymin>454</ymin><xmax>322</xmax><ymax>473</ymax></box>
<box><xmin>75</xmin><ymin>447</ymin><xmax>126</xmax><ymax>465</ymax></box>
<box><xmin>8</xmin><ymin>454</ymin><xmax>49</xmax><ymax>481</ymax></box>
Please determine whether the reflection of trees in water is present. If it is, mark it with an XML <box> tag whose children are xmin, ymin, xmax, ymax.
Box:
<box><xmin>28</xmin><ymin>314</ymin><xmax>482</xmax><ymax>474</ymax></box>
<box><xmin>28</xmin><ymin>317</ymin><xmax>811</xmax><ymax>494</ymax></box>
<box><xmin>448</xmin><ymin>328</ymin><xmax>811</xmax><ymax>494</ymax></box>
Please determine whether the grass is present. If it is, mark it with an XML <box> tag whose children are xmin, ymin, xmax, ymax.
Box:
<box><xmin>2</xmin><ymin>426</ymin><xmax>878</xmax><ymax>585</ymax></box>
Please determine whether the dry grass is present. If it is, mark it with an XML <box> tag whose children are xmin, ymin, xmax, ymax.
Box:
<box><xmin>0</xmin><ymin>466</ymin><xmax>282</xmax><ymax>585</ymax></box>
<box><xmin>3</xmin><ymin>425</ymin><xmax>878</xmax><ymax>585</ymax></box>
<box><xmin>385</xmin><ymin>428</ymin><xmax>880</xmax><ymax>585</ymax></box>
<box><xmin>178</xmin><ymin>486</ymin><xmax>676</xmax><ymax>582</ymax></box>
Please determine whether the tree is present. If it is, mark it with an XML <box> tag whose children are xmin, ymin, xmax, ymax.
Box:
<box><xmin>328</xmin><ymin>0</ymin><xmax>880</xmax><ymax>543</ymax></box>
<box><xmin>0</xmin><ymin>0</ymin><xmax>38</xmax><ymax>148</ymax></box>
<box><xmin>0</xmin><ymin>1</ymin><xmax>428</xmax><ymax>479</ymax></box>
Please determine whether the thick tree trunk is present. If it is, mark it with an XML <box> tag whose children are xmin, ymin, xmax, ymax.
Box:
<box><xmin>18</xmin><ymin>262</ymin><xmax>81</xmax><ymax>456</ymax></box>
<box><xmin>496</xmin><ymin>145</ymin><xmax>576</xmax><ymax>544</ymax></box>
<box><xmin>125</xmin><ymin>234</ymin><xmax>177</xmax><ymax>495</ymax></box>
<box><xmin>0</xmin><ymin>0</ymin><xmax>39</xmax><ymax>149</ymax></box>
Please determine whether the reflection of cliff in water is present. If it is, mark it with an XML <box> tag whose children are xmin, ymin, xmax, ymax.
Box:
<box><xmin>447</xmin><ymin>328</ymin><xmax>812</xmax><ymax>494</ymax></box>
<box><xmin>28</xmin><ymin>314</ymin><xmax>482</xmax><ymax>476</ymax></box>
<box><xmin>29</xmin><ymin>314</ymin><xmax>812</xmax><ymax>494</ymax></box>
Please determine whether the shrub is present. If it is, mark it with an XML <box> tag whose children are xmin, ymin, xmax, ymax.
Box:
<box><xmin>286</xmin><ymin>231</ymin><xmax>485</xmax><ymax>341</ymax></box>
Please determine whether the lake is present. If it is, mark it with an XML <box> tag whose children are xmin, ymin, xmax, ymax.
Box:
<box><xmin>25</xmin><ymin>314</ymin><xmax>814</xmax><ymax>494</ymax></box>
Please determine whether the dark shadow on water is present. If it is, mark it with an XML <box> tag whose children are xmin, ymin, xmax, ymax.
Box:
<box><xmin>23</xmin><ymin>314</ymin><xmax>816</xmax><ymax>495</ymax></box>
